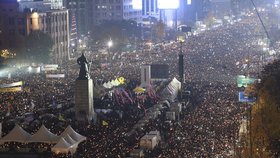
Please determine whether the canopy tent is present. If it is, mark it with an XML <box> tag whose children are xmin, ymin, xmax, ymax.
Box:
<box><xmin>51</xmin><ymin>137</ymin><xmax>73</xmax><ymax>154</ymax></box>
<box><xmin>160</xmin><ymin>78</ymin><xmax>181</xmax><ymax>101</ymax></box>
<box><xmin>59</xmin><ymin>125</ymin><xmax>86</xmax><ymax>143</ymax></box>
<box><xmin>28</xmin><ymin>125</ymin><xmax>59</xmax><ymax>143</ymax></box>
<box><xmin>64</xmin><ymin>134</ymin><xmax>76</xmax><ymax>145</ymax></box>
<box><xmin>0</xmin><ymin>124</ymin><xmax>31</xmax><ymax>143</ymax></box>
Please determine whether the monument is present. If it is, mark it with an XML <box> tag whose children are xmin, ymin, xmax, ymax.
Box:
<box><xmin>75</xmin><ymin>53</ymin><xmax>95</xmax><ymax>123</ymax></box>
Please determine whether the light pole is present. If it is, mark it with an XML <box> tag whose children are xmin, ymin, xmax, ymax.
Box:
<box><xmin>107</xmin><ymin>39</ymin><xmax>113</xmax><ymax>61</ymax></box>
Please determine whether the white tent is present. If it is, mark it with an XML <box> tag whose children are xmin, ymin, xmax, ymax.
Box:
<box><xmin>0</xmin><ymin>124</ymin><xmax>31</xmax><ymax>143</ymax></box>
<box><xmin>59</xmin><ymin>125</ymin><xmax>86</xmax><ymax>143</ymax></box>
<box><xmin>28</xmin><ymin>125</ymin><xmax>59</xmax><ymax>143</ymax></box>
<box><xmin>51</xmin><ymin>137</ymin><xmax>72</xmax><ymax>154</ymax></box>
<box><xmin>64</xmin><ymin>134</ymin><xmax>76</xmax><ymax>145</ymax></box>
<box><xmin>161</xmin><ymin>78</ymin><xmax>181</xmax><ymax>101</ymax></box>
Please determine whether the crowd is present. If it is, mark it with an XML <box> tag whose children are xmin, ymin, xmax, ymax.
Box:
<box><xmin>0</xmin><ymin>11</ymin><xmax>277</xmax><ymax>158</ymax></box>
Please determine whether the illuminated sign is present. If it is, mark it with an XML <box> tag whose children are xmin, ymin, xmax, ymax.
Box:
<box><xmin>157</xmin><ymin>0</ymin><xmax>179</xmax><ymax>9</ymax></box>
<box><xmin>132</xmin><ymin>0</ymin><xmax>142</xmax><ymax>10</ymax></box>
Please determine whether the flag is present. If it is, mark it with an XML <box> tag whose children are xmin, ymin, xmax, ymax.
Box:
<box><xmin>58</xmin><ymin>114</ymin><xmax>65</xmax><ymax>121</ymax></box>
<box><xmin>31</xmin><ymin>100</ymin><xmax>36</xmax><ymax>109</ymax></box>
<box><xmin>52</xmin><ymin>97</ymin><xmax>56</xmax><ymax>107</ymax></box>
<box><xmin>102</xmin><ymin>120</ymin><xmax>109</xmax><ymax>126</ymax></box>
<box><xmin>6</xmin><ymin>104</ymin><xmax>11</xmax><ymax>116</ymax></box>
<box><xmin>121</xmin><ymin>89</ymin><xmax>134</xmax><ymax>104</ymax></box>
<box><xmin>113</xmin><ymin>89</ymin><xmax>121</xmax><ymax>105</ymax></box>
<box><xmin>147</xmin><ymin>85</ymin><xmax>159</xmax><ymax>101</ymax></box>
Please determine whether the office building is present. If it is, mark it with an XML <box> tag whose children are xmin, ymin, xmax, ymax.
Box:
<box><xmin>65</xmin><ymin>0</ymin><xmax>92</xmax><ymax>37</ymax></box>
<box><xmin>92</xmin><ymin>0</ymin><xmax>142</xmax><ymax>25</ymax></box>
<box><xmin>210</xmin><ymin>0</ymin><xmax>231</xmax><ymax>18</ymax></box>
<box><xmin>142</xmin><ymin>0</ymin><xmax>159</xmax><ymax>18</ymax></box>
<box><xmin>0</xmin><ymin>0</ymin><xmax>70</xmax><ymax>64</ymax></box>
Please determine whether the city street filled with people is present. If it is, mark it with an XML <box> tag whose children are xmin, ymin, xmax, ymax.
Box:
<box><xmin>0</xmin><ymin>13</ymin><xmax>277</xmax><ymax>157</ymax></box>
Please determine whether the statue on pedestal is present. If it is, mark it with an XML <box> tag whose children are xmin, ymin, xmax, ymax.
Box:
<box><xmin>77</xmin><ymin>53</ymin><xmax>90</xmax><ymax>80</ymax></box>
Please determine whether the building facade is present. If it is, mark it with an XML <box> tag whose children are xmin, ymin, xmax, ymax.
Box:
<box><xmin>210</xmin><ymin>0</ymin><xmax>231</xmax><ymax>18</ymax></box>
<box><xmin>45</xmin><ymin>9</ymin><xmax>69</xmax><ymax>64</ymax></box>
<box><xmin>0</xmin><ymin>0</ymin><xmax>70</xmax><ymax>64</ymax></box>
<box><xmin>92</xmin><ymin>0</ymin><xmax>142</xmax><ymax>25</ymax></box>
<box><xmin>65</xmin><ymin>0</ymin><xmax>92</xmax><ymax>37</ymax></box>
<box><xmin>0</xmin><ymin>0</ymin><xmax>22</xmax><ymax>50</ymax></box>
<box><xmin>142</xmin><ymin>0</ymin><xmax>159</xmax><ymax>18</ymax></box>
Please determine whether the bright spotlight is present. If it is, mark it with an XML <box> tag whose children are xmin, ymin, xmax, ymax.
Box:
<box><xmin>28</xmin><ymin>66</ymin><xmax>32</xmax><ymax>72</ymax></box>
<box><xmin>108</xmin><ymin>40</ymin><xmax>113</xmax><ymax>48</ymax></box>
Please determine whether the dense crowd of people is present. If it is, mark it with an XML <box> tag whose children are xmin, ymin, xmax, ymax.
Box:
<box><xmin>0</xmin><ymin>11</ymin><xmax>277</xmax><ymax>158</ymax></box>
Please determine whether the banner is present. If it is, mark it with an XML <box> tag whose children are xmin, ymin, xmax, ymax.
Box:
<box><xmin>238</xmin><ymin>92</ymin><xmax>256</xmax><ymax>102</ymax></box>
<box><xmin>0</xmin><ymin>81</ymin><xmax>23</xmax><ymax>88</ymax></box>
<box><xmin>0</xmin><ymin>87</ymin><xmax>23</xmax><ymax>92</ymax></box>
<box><xmin>237</xmin><ymin>75</ymin><xmax>256</xmax><ymax>88</ymax></box>
<box><xmin>46</xmin><ymin>74</ymin><xmax>65</xmax><ymax>78</ymax></box>
<box><xmin>42</xmin><ymin>64</ymin><xmax>58</xmax><ymax>71</ymax></box>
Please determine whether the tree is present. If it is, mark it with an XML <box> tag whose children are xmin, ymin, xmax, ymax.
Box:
<box><xmin>89</xmin><ymin>20</ymin><xmax>141</xmax><ymax>48</ymax></box>
<box><xmin>154</xmin><ymin>21</ymin><xmax>166</xmax><ymax>41</ymax></box>
<box><xmin>15</xmin><ymin>31</ymin><xmax>53</xmax><ymax>63</ymax></box>
<box><xmin>252</xmin><ymin>59</ymin><xmax>280</xmax><ymax>157</ymax></box>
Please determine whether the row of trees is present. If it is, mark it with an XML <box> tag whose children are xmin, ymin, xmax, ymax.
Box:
<box><xmin>89</xmin><ymin>19</ymin><xmax>166</xmax><ymax>48</ymax></box>
<box><xmin>13</xmin><ymin>31</ymin><xmax>53</xmax><ymax>64</ymax></box>
<box><xmin>250</xmin><ymin>59</ymin><xmax>280</xmax><ymax>157</ymax></box>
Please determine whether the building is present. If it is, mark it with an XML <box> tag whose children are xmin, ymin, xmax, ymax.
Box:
<box><xmin>230</xmin><ymin>0</ymin><xmax>241</xmax><ymax>16</ymax></box>
<box><xmin>210</xmin><ymin>0</ymin><xmax>231</xmax><ymax>18</ymax></box>
<box><xmin>0</xmin><ymin>0</ymin><xmax>70</xmax><ymax>64</ymax></box>
<box><xmin>156</xmin><ymin>0</ymin><xmax>211</xmax><ymax>28</ymax></box>
<box><xmin>45</xmin><ymin>9</ymin><xmax>70</xmax><ymax>64</ymax></box>
<box><xmin>64</xmin><ymin>0</ymin><xmax>92</xmax><ymax>37</ymax></box>
<box><xmin>92</xmin><ymin>0</ymin><xmax>142</xmax><ymax>25</ymax></box>
<box><xmin>142</xmin><ymin>0</ymin><xmax>159</xmax><ymax>18</ymax></box>
<box><xmin>0</xmin><ymin>0</ymin><xmax>22</xmax><ymax>50</ymax></box>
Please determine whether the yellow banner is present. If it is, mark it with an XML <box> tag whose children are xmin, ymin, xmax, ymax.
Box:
<box><xmin>0</xmin><ymin>81</ymin><xmax>23</xmax><ymax>88</ymax></box>
<box><xmin>0</xmin><ymin>87</ymin><xmax>22</xmax><ymax>92</ymax></box>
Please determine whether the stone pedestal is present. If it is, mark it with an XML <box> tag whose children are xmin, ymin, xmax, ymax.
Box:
<box><xmin>75</xmin><ymin>79</ymin><xmax>95</xmax><ymax>123</ymax></box>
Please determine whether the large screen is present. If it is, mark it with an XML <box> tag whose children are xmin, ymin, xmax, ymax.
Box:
<box><xmin>157</xmin><ymin>0</ymin><xmax>179</xmax><ymax>9</ymax></box>
<box><xmin>132</xmin><ymin>0</ymin><xmax>142</xmax><ymax>10</ymax></box>
<box><xmin>151</xmin><ymin>64</ymin><xmax>169</xmax><ymax>79</ymax></box>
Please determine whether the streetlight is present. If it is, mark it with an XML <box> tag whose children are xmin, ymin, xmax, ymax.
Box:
<box><xmin>107</xmin><ymin>39</ymin><xmax>113</xmax><ymax>61</ymax></box>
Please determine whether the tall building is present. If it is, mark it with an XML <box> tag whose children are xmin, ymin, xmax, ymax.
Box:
<box><xmin>65</xmin><ymin>0</ymin><xmax>92</xmax><ymax>37</ymax></box>
<box><xmin>231</xmin><ymin>0</ymin><xmax>241</xmax><ymax>16</ymax></box>
<box><xmin>0</xmin><ymin>0</ymin><xmax>22</xmax><ymax>50</ymax></box>
<box><xmin>142</xmin><ymin>0</ymin><xmax>159</xmax><ymax>18</ymax></box>
<box><xmin>0</xmin><ymin>0</ymin><xmax>70</xmax><ymax>64</ymax></box>
<box><xmin>45</xmin><ymin>9</ymin><xmax>70</xmax><ymax>64</ymax></box>
<box><xmin>210</xmin><ymin>0</ymin><xmax>231</xmax><ymax>18</ymax></box>
<box><xmin>162</xmin><ymin>0</ymin><xmax>211</xmax><ymax>27</ymax></box>
<box><xmin>92</xmin><ymin>0</ymin><xmax>142</xmax><ymax>25</ymax></box>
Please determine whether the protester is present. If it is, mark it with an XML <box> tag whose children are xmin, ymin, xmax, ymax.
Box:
<box><xmin>0</xmin><ymin>13</ymin><xmax>275</xmax><ymax>157</ymax></box>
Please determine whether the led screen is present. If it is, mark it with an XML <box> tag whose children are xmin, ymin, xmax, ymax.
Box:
<box><xmin>132</xmin><ymin>0</ymin><xmax>142</xmax><ymax>10</ymax></box>
<box><xmin>151</xmin><ymin>64</ymin><xmax>169</xmax><ymax>79</ymax></box>
<box><xmin>157</xmin><ymin>0</ymin><xmax>179</xmax><ymax>9</ymax></box>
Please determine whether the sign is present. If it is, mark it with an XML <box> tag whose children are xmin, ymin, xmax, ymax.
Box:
<box><xmin>42</xmin><ymin>64</ymin><xmax>58</xmax><ymax>71</ymax></box>
<box><xmin>0</xmin><ymin>81</ymin><xmax>23</xmax><ymax>88</ymax></box>
<box><xmin>0</xmin><ymin>87</ymin><xmax>23</xmax><ymax>93</ymax></box>
<box><xmin>46</xmin><ymin>74</ymin><xmax>65</xmax><ymax>78</ymax></box>
<box><xmin>238</xmin><ymin>92</ymin><xmax>256</xmax><ymax>103</ymax></box>
<box><xmin>237</xmin><ymin>75</ymin><xmax>256</xmax><ymax>88</ymax></box>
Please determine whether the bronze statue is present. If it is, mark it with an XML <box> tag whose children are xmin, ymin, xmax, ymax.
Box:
<box><xmin>77</xmin><ymin>52</ymin><xmax>90</xmax><ymax>80</ymax></box>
